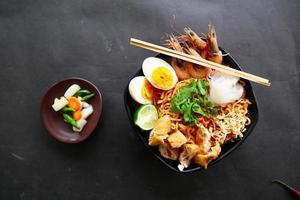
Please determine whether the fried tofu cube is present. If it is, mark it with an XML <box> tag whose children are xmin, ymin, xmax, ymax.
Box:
<box><xmin>148</xmin><ymin>115</ymin><xmax>172</xmax><ymax>146</ymax></box>
<box><xmin>195</xmin><ymin>126</ymin><xmax>211</xmax><ymax>154</ymax></box>
<box><xmin>149</xmin><ymin>133</ymin><xmax>168</xmax><ymax>146</ymax></box>
<box><xmin>167</xmin><ymin>131</ymin><xmax>187</xmax><ymax>148</ymax></box>
<box><xmin>179</xmin><ymin>143</ymin><xmax>200</xmax><ymax>168</ymax></box>
<box><xmin>193</xmin><ymin>143</ymin><xmax>221</xmax><ymax>169</ymax></box>
<box><xmin>159</xmin><ymin>143</ymin><xmax>179</xmax><ymax>160</ymax></box>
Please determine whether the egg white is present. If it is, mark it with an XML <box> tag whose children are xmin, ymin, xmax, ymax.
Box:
<box><xmin>142</xmin><ymin>57</ymin><xmax>178</xmax><ymax>90</ymax></box>
<box><xmin>128</xmin><ymin>76</ymin><xmax>152</xmax><ymax>104</ymax></box>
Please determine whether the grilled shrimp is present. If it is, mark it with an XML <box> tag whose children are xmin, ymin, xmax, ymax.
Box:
<box><xmin>166</xmin><ymin>34</ymin><xmax>191</xmax><ymax>80</ymax></box>
<box><xmin>182</xmin><ymin>28</ymin><xmax>207</xmax><ymax>50</ymax></box>
<box><xmin>185</xmin><ymin>47</ymin><xmax>201</xmax><ymax>57</ymax></box>
<box><xmin>185</xmin><ymin>62</ymin><xmax>208</xmax><ymax>79</ymax></box>
<box><xmin>184</xmin><ymin>47</ymin><xmax>208</xmax><ymax>79</ymax></box>
<box><xmin>206</xmin><ymin>23</ymin><xmax>223</xmax><ymax>64</ymax></box>
<box><xmin>165</xmin><ymin>34</ymin><xmax>184</xmax><ymax>52</ymax></box>
<box><xmin>171</xmin><ymin>58</ymin><xmax>190</xmax><ymax>80</ymax></box>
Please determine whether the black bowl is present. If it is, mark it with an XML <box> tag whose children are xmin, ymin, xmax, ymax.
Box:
<box><xmin>124</xmin><ymin>50</ymin><xmax>259</xmax><ymax>173</ymax></box>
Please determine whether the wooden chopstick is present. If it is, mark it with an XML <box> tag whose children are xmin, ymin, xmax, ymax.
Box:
<box><xmin>130</xmin><ymin>38</ymin><xmax>271</xmax><ymax>86</ymax></box>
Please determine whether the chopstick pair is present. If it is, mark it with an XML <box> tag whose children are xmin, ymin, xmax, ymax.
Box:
<box><xmin>130</xmin><ymin>38</ymin><xmax>271</xmax><ymax>87</ymax></box>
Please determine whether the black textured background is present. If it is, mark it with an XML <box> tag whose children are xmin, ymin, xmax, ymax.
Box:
<box><xmin>0</xmin><ymin>0</ymin><xmax>299</xmax><ymax>199</ymax></box>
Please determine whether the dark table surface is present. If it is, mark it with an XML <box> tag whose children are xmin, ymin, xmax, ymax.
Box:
<box><xmin>0</xmin><ymin>0</ymin><xmax>299</xmax><ymax>199</ymax></box>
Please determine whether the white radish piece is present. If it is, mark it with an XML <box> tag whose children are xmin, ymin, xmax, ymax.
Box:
<box><xmin>82</xmin><ymin>102</ymin><xmax>90</xmax><ymax>108</ymax></box>
<box><xmin>73</xmin><ymin>118</ymin><xmax>87</xmax><ymax>132</ymax></box>
<box><xmin>52</xmin><ymin>97</ymin><xmax>68</xmax><ymax>111</ymax></box>
<box><xmin>208</xmin><ymin>71</ymin><xmax>244</xmax><ymax>106</ymax></box>
<box><xmin>81</xmin><ymin>105</ymin><xmax>94</xmax><ymax>119</ymax></box>
<box><xmin>64</xmin><ymin>84</ymin><xmax>80</xmax><ymax>99</ymax></box>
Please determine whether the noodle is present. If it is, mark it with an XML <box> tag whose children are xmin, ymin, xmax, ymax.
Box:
<box><xmin>152</xmin><ymin>79</ymin><xmax>251</xmax><ymax>168</ymax></box>
<box><xmin>213</xmin><ymin>98</ymin><xmax>251</xmax><ymax>144</ymax></box>
<box><xmin>154</xmin><ymin>79</ymin><xmax>191</xmax><ymax>132</ymax></box>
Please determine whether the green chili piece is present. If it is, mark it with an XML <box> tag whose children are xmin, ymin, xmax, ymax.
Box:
<box><xmin>74</xmin><ymin>89</ymin><xmax>91</xmax><ymax>97</ymax></box>
<box><xmin>63</xmin><ymin>113</ymin><xmax>79</xmax><ymax>129</ymax></box>
<box><xmin>61</xmin><ymin>107</ymin><xmax>75</xmax><ymax>113</ymax></box>
<box><xmin>82</xmin><ymin>93</ymin><xmax>95</xmax><ymax>101</ymax></box>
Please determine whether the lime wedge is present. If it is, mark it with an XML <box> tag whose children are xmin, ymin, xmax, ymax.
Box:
<box><xmin>134</xmin><ymin>104</ymin><xmax>158</xmax><ymax>131</ymax></box>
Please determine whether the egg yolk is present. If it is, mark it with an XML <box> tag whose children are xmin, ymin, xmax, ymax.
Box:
<box><xmin>141</xmin><ymin>79</ymin><xmax>154</xmax><ymax>100</ymax></box>
<box><xmin>151</xmin><ymin>66</ymin><xmax>173</xmax><ymax>89</ymax></box>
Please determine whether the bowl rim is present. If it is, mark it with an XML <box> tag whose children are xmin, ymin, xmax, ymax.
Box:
<box><xmin>124</xmin><ymin>49</ymin><xmax>259</xmax><ymax>173</ymax></box>
<box><xmin>40</xmin><ymin>77</ymin><xmax>102</xmax><ymax>144</ymax></box>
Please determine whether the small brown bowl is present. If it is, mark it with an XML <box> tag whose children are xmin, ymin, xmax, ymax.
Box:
<box><xmin>40</xmin><ymin>77</ymin><xmax>102</xmax><ymax>143</ymax></box>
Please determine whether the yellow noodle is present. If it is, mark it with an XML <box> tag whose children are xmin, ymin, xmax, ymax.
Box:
<box><xmin>152</xmin><ymin>79</ymin><xmax>251</xmax><ymax>167</ymax></box>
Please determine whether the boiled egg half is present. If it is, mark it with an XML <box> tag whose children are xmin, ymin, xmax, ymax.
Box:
<box><xmin>142</xmin><ymin>57</ymin><xmax>178</xmax><ymax>90</ymax></box>
<box><xmin>128</xmin><ymin>76</ymin><xmax>154</xmax><ymax>104</ymax></box>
